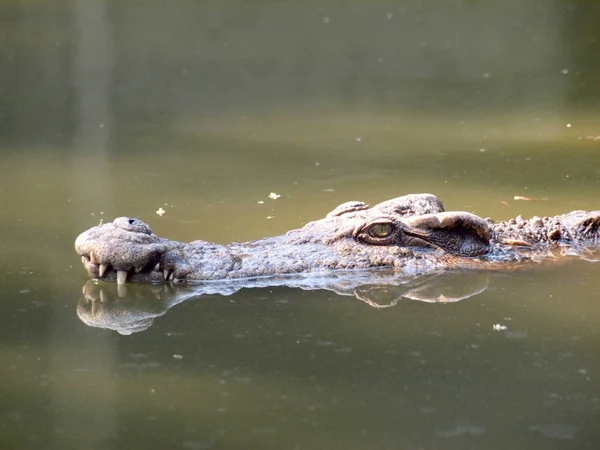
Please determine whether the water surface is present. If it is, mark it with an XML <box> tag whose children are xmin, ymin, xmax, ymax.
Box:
<box><xmin>1</xmin><ymin>1</ymin><xmax>600</xmax><ymax>448</ymax></box>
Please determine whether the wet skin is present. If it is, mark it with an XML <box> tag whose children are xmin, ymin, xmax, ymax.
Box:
<box><xmin>75</xmin><ymin>194</ymin><xmax>600</xmax><ymax>285</ymax></box>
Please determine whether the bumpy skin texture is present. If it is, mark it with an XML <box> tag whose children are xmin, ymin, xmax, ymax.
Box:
<box><xmin>75</xmin><ymin>193</ymin><xmax>600</xmax><ymax>284</ymax></box>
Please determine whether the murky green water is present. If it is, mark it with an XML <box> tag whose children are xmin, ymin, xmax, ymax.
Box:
<box><xmin>2</xmin><ymin>1</ymin><xmax>600</xmax><ymax>448</ymax></box>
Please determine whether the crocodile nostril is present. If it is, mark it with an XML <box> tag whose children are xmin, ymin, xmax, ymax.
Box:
<box><xmin>112</xmin><ymin>217</ymin><xmax>152</xmax><ymax>234</ymax></box>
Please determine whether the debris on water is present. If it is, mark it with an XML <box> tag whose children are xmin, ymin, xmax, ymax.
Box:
<box><xmin>172</xmin><ymin>354</ymin><xmax>183</xmax><ymax>360</ymax></box>
<box><xmin>268</xmin><ymin>192</ymin><xmax>281</xmax><ymax>200</ymax></box>
<box><xmin>356</xmin><ymin>137</ymin><xmax>362</xmax><ymax>142</ymax></box>
<box><xmin>156</xmin><ymin>207</ymin><xmax>166</xmax><ymax>216</ymax></box>
<box><xmin>513</xmin><ymin>196</ymin><xmax>548</xmax><ymax>201</ymax></box>
<box><xmin>566</xmin><ymin>123</ymin><xmax>572</xmax><ymax>128</ymax></box>
<box><xmin>257</xmin><ymin>201</ymin><xmax>264</xmax><ymax>204</ymax></box>
<box><xmin>266</xmin><ymin>216</ymin><xmax>274</xmax><ymax>220</ymax></box>
<box><xmin>583</xmin><ymin>135</ymin><xmax>600</xmax><ymax>141</ymax></box>
<box><xmin>493</xmin><ymin>324</ymin><xmax>508</xmax><ymax>331</ymax></box>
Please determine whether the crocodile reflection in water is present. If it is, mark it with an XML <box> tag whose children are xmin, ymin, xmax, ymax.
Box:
<box><xmin>78</xmin><ymin>271</ymin><xmax>491</xmax><ymax>334</ymax></box>
<box><xmin>75</xmin><ymin>193</ymin><xmax>600</xmax><ymax>285</ymax></box>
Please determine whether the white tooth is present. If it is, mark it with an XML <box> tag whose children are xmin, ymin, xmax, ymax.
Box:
<box><xmin>117</xmin><ymin>270</ymin><xmax>127</xmax><ymax>285</ymax></box>
<box><xmin>135</xmin><ymin>267</ymin><xmax>142</xmax><ymax>273</ymax></box>
<box><xmin>99</xmin><ymin>264</ymin><xmax>108</xmax><ymax>277</ymax></box>
<box><xmin>90</xmin><ymin>251</ymin><xmax>98</xmax><ymax>264</ymax></box>
<box><xmin>81</xmin><ymin>256</ymin><xmax>87</xmax><ymax>264</ymax></box>
<box><xmin>154</xmin><ymin>263</ymin><xmax>161</xmax><ymax>271</ymax></box>
<box><xmin>163</xmin><ymin>269</ymin><xmax>170</xmax><ymax>280</ymax></box>
<box><xmin>99</xmin><ymin>290</ymin><xmax>106</xmax><ymax>303</ymax></box>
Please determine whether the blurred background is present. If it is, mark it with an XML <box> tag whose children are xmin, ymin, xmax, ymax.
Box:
<box><xmin>1</xmin><ymin>1</ymin><xmax>600</xmax><ymax>448</ymax></box>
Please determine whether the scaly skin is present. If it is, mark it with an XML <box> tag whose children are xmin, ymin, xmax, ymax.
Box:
<box><xmin>75</xmin><ymin>194</ymin><xmax>600</xmax><ymax>285</ymax></box>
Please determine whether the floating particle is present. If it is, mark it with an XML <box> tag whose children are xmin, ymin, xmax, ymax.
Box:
<box><xmin>513</xmin><ymin>196</ymin><xmax>548</xmax><ymax>201</ymax></box>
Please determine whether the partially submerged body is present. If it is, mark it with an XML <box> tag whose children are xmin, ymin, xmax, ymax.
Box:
<box><xmin>75</xmin><ymin>193</ymin><xmax>600</xmax><ymax>285</ymax></box>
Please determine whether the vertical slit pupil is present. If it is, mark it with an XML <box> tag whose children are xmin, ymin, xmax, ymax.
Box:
<box><xmin>369</xmin><ymin>223</ymin><xmax>393</xmax><ymax>238</ymax></box>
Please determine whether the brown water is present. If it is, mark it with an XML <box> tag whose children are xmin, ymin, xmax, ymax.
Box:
<box><xmin>2</xmin><ymin>1</ymin><xmax>600</xmax><ymax>448</ymax></box>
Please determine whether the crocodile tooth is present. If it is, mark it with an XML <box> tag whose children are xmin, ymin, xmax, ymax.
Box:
<box><xmin>81</xmin><ymin>256</ymin><xmax>87</xmax><ymax>264</ymax></box>
<box><xmin>154</xmin><ymin>263</ymin><xmax>161</xmax><ymax>272</ymax></box>
<box><xmin>163</xmin><ymin>269</ymin><xmax>173</xmax><ymax>280</ymax></box>
<box><xmin>135</xmin><ymin>266</ymin><xmax>142</xmax><ymax>273</ymax></box>
<box><xmin>98</xmin><ymin>264</ymin><xmax>108</xmax><ymax>277</ymax></box>
<box><xmin>90</xmin><ymin>250</ymin><xmax>98</xmax><ymax>264</ymax></box>
<box><xmin>99</xmin><ymin>290</ymin><xmax>106</xmax><ymax>303</ymax></box>
<box><xmin>116</xmin><ymin>270</ymin><xmax>127</xmax><ymax>285</ymax></box>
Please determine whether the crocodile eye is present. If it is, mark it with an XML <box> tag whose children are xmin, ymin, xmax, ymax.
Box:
<box><xmin>353</xmin><ymin>219</ymin><xmax>398</xmax><ymax>245</ymax></box>
<box><xmin>368</xmin><ymin>223</ymin><xmax>393</xmax><ymax>238</ymax></box>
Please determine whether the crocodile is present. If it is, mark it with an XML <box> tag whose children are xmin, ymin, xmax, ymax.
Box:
<box><xmin>75</xmin><ymin>193</ymin><xmax>600</xmax><ymax>285</ymax></box>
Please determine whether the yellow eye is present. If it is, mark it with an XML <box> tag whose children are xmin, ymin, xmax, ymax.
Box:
<box><xmin>368</xmin><ymin>223</ymin><xmax>393</xmax><ymax>238</ymax></box>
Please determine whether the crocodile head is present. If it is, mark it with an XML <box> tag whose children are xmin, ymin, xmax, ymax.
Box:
<box><xmin>75</xmin><ymin>194</ymin><xmax>496</xmax><ymax>284</ymax></box>
<box><xmin>76</xmin><ymin>216</ymin><xmax>172</xmax><ymax>284</ymax></box>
